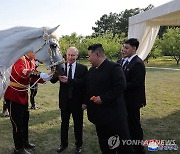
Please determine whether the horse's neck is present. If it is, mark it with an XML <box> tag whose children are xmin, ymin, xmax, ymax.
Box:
<box><xmin>0</xmin><ymin>31</ymin><xmax>44</xmax><ymax>73</ymax></box>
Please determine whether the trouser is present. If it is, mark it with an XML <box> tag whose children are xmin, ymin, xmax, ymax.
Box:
<box><xmin>60</xmin><ymin>101</ymin><xmax>83</xmax><ymax>147</ymax></box>
<box><xmin>30</xmin><ymin>82</ymin><xmax>38</xmax><ymax>107</ymax></box>
<box><xmin>5</xmin><ymin>99</ymin><xmax>29</xmax><ymax>149</ymax></box>
<box><xmin>95</xmin><ymin>121</ymin><xmax>134</xmax><ymax>154</ymax></box>
<box><xmin>2</xmin><ymin>99</ymin><xmax>9</xmax><ymax>114</ymax></box>
<box><xmin>127</xmin><ymin>109</ymin><xmax>145</xmax><ymax>154</ymax></box>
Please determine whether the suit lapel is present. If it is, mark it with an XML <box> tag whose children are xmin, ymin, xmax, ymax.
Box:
<box><xmin>124</xmin><ymin>55</ymin><xmax>137</xmax><ymax>72</ymax></box>
<box><xmin>127</xmin><ymin>55</ymin><xmax>137</xmax><ymax>68</ymax></box>
<box><xmin>74</xmin><ymin>63</ymin><xmax>79</xmax><ymax>78</ymax></box>
<box><xmin>65</xmin><ymin>63</ymin><xmax>68</xmax><ymax>76</ymax></box>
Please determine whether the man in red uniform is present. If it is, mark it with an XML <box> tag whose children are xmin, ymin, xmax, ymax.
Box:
<box><xmin>4</xmin><ymin>52</ymin><xmax>52</xmax><ymax>154</ymax></box>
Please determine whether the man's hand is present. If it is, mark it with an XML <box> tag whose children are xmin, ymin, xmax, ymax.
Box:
<box><xmin>22</xmin><ymin>69</ymin><xmax>29</xmax><ymax>75</ymax></box>
<box><xmin>82</xmin><ymin>104</ymin><xmax>87</xmax><ymax>110</ymax></box>
<box><xmin>58</xmin><ymin>75</ymin><xmax>68</xmax><ymax>83</ymax></box>
<box><xmin>90</xmin><ymin>96</ymin><xmax>102</xmax><ymax>104</ymax></box>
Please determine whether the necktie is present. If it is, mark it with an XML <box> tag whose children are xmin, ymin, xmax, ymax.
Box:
<box><xmin>68</xmin><ymin>64</ymin><xmax>73</xmax><ymax>99</ymax></box>
<box><xmin>123</xmin><ymin>60</ymin><xmax>129</xmax><ymax>70</ymax></box>
<box><xmin>68</xmin><ymin>64</ymin><xmax>72</xmax><ymax>79</ymax></box>
<box><xmin>121</xmin><ymin>58</ymin><xmax>124</xmax><ymax>66</ymax></box>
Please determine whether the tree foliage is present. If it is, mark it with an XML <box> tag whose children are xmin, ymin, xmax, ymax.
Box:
<box><xmin>59</xmin><ymin>33</ymin><xmax>83</xmax><ymax>56</ymax></box>
<box><xmin>92</xmin><ymin>5</ymin><xmax>154</xmax><ymax>37</ymax></box>
<box><xmin>160</xmin><ymin>28</ymin><xmax>180</xmax><ymax>65</ymax></box>
<box><xmin>145</xmin><ymin>38</ymin><xmax>162</xmax><ymax>63</ymax></box>
<box><xmin>59</xmin><ymin>33</ymin><xmax>125</xmax><ymax>60</ymax></box>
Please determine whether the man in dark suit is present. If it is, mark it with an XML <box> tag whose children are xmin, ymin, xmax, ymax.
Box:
<box><xmin>117</xmin><ymin>47</ymin><xmax>128</xmax><ymax>67</ymax></box>
<box><xmin>82</xmin><ymin>44</ymin><xmax>134</xmax><ymax>154</ymax></box>
<box><xmin>118</xmin><ymin>38</ymin><xmax>146</xmax><ymax>154</ymax></box>
<box><xmin>51</xmin><ymin>47</ymin><xmax>88</xmax><ymax>154</ymax></box>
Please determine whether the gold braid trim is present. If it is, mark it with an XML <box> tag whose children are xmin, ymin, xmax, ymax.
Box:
<box><xmin>10</xmin><ymin>81</ymin><xmax>29</xmax><ymax>89</ymax></box>
<box><xmin>13</xmin><ymin>56</ymin><xmax>27</xmax><ymax>79</ymax></box>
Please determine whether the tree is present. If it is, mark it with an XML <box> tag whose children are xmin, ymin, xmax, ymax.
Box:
<box><xmin>158</xmin><ymin>26</ymin><xmax>180</xmax><ymax>38</ymax></box>
<box><xmin>145</xmin><ymin>38</ymin><xmax>162</xmax><ymax>63</ymax></box>
<box><xmin>79</xmin><ymin>32</ymin><xmax>125</xmax><ymax>60</ymax></box>
<box><xmin>160</xmin><ymin>28</ymin><xmax>180</xmax><ymax>65</ymax></box>
<box><xmin>92</xmin><ymin>13</ymin><xmax>119</xmax><ymax>36</ymax></box>
<box><xmin>92</xmin><ymin>5</ymin><xmax>154</xmax><ymax>37</ymax></box>
<box><xmin>59</xmin><ymin>33</ymin><xmax>83</xmax><ymax>56</ymax></box>
<box><xmin>59</xmin><ymin>33</ymin><xmax>125</xmax><ymax>60</ymax></box>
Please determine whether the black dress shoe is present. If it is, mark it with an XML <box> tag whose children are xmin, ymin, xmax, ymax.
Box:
<box><xmin>57</xmin><ymin>145</ymin><xmax>68</xmax><ymax>153</ymax></box>
<box><xmin>31</xmin><ymin>106</ymin><xmax>39</xmax><ymax>110</ymax></box>
<box><xmin>14</xmin><ymin>148</ymin><xmax>31</xmax><ymax>154</ymax></box>
<box><xmin>24</xmin><ymin>142</ymin><xmax>35</xmax><ymax>149</ymax></box>
<box><xmin>76</xmin><ymin>146</ymin><xmax>82</xmax><ymax>154</ymax></box>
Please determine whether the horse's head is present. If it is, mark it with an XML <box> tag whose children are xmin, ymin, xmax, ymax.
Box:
<box><xmin>34</xmin><ymin>26</ymin><xmax>65</xmax><ymax>75</ymax></box>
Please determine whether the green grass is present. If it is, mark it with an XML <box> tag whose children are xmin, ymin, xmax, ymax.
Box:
<box><xmin>145</xmin><ymin>56</ymin><xmax>180</xmax><ymax>68</ymax></box>
<box><xmin>0</xmin><ymin>58</ymin><xmax>180</xmax><ymax>154</ymax></box>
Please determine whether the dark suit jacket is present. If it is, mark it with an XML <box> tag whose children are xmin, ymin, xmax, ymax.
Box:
<box><xmin>123</xmin><ymin>55</ymin><xmax>146</xmax><ymax>110</ymax></box>
<box><xmin>51</xmin><ymin>62</ymin><xmax>88</xmax><ymax>111</ymax></box>
<box><xmin>85</xmin><ymin>59</ymin><xmax>127</xmax><ymax>125</ymax></box>
<box><xmin>117</xmin><ymin>58</ymin><xmax>123</xmax><ymax>66</ymax></box>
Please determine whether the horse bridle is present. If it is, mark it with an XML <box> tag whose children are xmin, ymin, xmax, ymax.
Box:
<box><xmin>34</xmin><ymin>27</ymin><xmax>65</xmax><ymax>71</ymax></box>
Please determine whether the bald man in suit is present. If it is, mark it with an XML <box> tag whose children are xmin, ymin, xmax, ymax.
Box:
<box><xmin>51</xmin><ymin>47</ymin><xmax>88</xmax><ymax>154</ymax></box>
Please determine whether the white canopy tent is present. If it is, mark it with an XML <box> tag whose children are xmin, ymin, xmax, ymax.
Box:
<box><xmin>128</xmin><ymin>0</ymin><xmax>180</xmax><ymax>60</ymax></box>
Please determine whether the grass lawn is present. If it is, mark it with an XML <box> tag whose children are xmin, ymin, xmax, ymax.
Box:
<box><xmin>145</xmin><ymin>56</ymin><xmax>180</xmax><ymax>68</ymax></box>
<box><xmin>0</xmin><ymin>57</ymin><xmax>179</xmax><ymax>154</ymax></box>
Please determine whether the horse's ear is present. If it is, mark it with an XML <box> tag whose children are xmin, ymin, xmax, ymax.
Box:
<box><xmin>48</xmin><ymin>25</ymin><xmax>60</xmax><ymax>34</ymax></box>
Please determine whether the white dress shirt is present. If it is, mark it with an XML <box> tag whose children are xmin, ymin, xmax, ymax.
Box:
<box><xmin>67</xmin><ymin>62</ymin><xmax>76</xmax><ymax>79</ymax></box>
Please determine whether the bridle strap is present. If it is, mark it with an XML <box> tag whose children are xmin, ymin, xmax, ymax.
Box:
<box><xmin>33</xmin><ymin>27</ymin><xmax>64</xmax><ymax>69</ymax></box>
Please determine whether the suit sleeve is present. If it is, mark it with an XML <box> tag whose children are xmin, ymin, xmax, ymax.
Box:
<box><xmin>100</xmin><ymin>64</ymin><xmax>126</xmax><ymax>103</ymax></box>
<box><xmin>68</xmin><ymin>66</ymin><xmax>88</xmax><ymax>88</ymax></box>
<box><xmin>50</xmin><ymin>73</ymin><xmax>59</xmax><ymax>83</ymax></box>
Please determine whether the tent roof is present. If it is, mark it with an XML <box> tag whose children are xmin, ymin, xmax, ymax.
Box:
<box><xmin>128</xmin><ymin>0</ymin><xmax>180</xmax><ymax>60</ymax></box>
<box><xmin>129</xmin><ymin>0</ymin><xmax>180</xmax><ymax>26</ymax></box>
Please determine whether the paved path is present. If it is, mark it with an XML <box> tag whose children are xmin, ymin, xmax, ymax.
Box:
<box><xmin>146</xmin><ymin>67</ymin><xmax>180</xmax><ymax>71</ymax></box>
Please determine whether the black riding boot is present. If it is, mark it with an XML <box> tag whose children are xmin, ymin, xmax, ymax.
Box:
<box><xmin>30</xmin><ymin>96</ymin><xmax>35</xmax><ymax>109</ymax></box>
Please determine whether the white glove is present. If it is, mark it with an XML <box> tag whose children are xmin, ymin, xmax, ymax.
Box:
<box><xmin>40</xmin><ymin>73</ymin><xmax>53</xmax><ymax>81</ymax></box>
<box><xmin>35</xmin><ymin>61</ymin><xmax>40</xmax><ymax>67</ymax></box>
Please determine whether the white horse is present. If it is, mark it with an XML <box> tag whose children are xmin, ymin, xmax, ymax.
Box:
<box><xmin>0</xmin><ymin>26</ymin><xmax>65</xmax><ymax>99</ymax></box>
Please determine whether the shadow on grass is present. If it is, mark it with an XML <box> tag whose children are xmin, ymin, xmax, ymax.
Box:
<box><xmin>28</xmin><ymin>109</ymin><xmax>100</xmax><ymax>154</ymax></box>
<box><xmin>0</xmin><ymin>109</ymin><xmax>179</xmax><ymax>154</ymax></box>
<box><xmin>142</xmin><ymin>110</ymin><xmax>180</xmax><ymax>154</ymax></box>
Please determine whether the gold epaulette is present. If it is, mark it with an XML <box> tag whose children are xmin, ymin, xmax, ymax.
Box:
<box><xmin>10</xmin><ymin>81</ymin><xmax>29</xmax><ymax>89</ymax></box>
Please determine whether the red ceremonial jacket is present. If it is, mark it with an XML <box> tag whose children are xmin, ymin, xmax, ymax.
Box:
<box><xmin>4</xmin><ymin>56</ymin><xmax>43</xmax><ymax>105</ymax></box>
